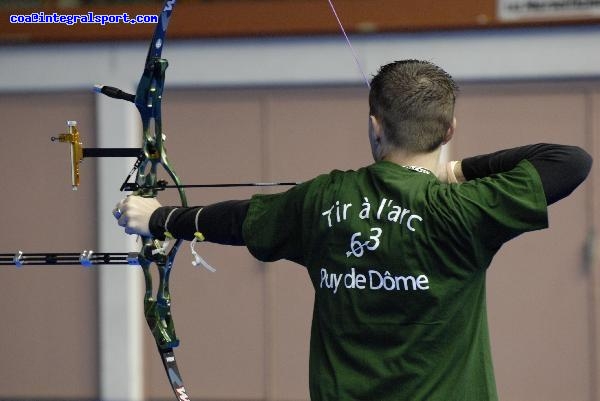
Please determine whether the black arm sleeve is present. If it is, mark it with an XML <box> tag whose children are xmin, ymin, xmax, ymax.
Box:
<box><xmin>461</xmin><ymin>143</ymin><xmax>592</xmax><ymax>205</ymax></box>
<box><xmin>149</xmin><ymin>200</ymin><xmax>250</xmax><ymax>245</ymax></box>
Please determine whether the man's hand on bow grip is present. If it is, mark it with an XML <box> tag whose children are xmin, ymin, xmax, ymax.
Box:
<box><xmin>114</xmin><ymin>195</ymin><xmax>162</xmax><ymax>237</ymax></box>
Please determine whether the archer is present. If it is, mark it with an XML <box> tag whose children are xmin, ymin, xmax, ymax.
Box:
<box><xmin>115</xmin><ymin>60</ymin><xmax>592</xmax><ymax>401</ymax></box>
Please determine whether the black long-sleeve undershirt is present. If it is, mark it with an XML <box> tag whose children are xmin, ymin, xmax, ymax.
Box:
<box><xmin>149</xmin><ymin>200</ymin><xmax>250</xmax><ymax>243</ymax></box>
<box><xmin>149</xmin><ymin>144</ymin><xmax>592</xmax><ymax>244</ymax></box>
<box><xmin>461</xmin><ymin>143</ymin><xmax>592</xmax><ymax>205</ymax></box>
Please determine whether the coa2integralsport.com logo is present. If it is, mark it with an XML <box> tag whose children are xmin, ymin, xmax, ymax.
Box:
<box><xmin>9</xmin><ymin>12</ymin><xmax>159</xmax><ymax>26</ymax></box>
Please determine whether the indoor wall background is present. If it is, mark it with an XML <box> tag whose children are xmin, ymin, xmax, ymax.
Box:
<box><xmin>0</xmin><ymin>81</ymin><xmax>598</xmax><ymax>401</ymax></box>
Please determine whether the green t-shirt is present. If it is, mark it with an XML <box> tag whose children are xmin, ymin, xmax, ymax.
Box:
<box><xmin>242</xmin><ymin>160</ymin><xmax>548</xmax><ymax>401</ymax></box>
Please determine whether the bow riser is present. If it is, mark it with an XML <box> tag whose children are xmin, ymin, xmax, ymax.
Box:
<box><xmin>131</xmin><ymin>1</ymin><xmax>191</xmax><ymax>399</ymax></box>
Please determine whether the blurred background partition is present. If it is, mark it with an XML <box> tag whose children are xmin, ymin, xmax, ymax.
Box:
<box><xmin>1</xmin><ymin>1</ymin><xmax>600</xmax><ymax>401</ymax></box>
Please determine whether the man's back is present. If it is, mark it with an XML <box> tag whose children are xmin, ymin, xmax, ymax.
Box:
<box><xmin>244</xmin><ymin>159</ymin><xmax>548</xmax><ymax>400</ymax></box>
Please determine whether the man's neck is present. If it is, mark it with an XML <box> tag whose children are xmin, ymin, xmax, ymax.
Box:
<box><xmin>382</xmin><ymin>148</ymin><xmax>442</xmax><ymax>174</ymax></box>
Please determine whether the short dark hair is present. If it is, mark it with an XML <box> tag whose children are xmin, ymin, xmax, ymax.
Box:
<box><xmin>369</xmin><ymin>60</ymin><xmax>458</xmax><ymax>153</ymax></box>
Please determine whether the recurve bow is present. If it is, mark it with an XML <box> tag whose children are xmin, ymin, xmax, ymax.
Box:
<box><xmin>100</xmin><ymin>0</ymin><xmax>191</xmax><ymax>398</ymax></box>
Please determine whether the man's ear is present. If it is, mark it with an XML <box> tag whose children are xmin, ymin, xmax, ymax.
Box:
<box><xmin>369</xmin><ymin>115</ymin><xmax>383</xmax><ymax>141</ymax></box>
<box><xmin>442</xmin><ymin>116</ymin><xmax>456</xmax><ymax>145</ymax></box>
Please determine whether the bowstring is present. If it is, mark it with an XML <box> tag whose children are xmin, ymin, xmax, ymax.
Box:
<box><xmin>326</xmin><ymin>0</ymin><xmax>371</xmax><ymax>89</ymax></box>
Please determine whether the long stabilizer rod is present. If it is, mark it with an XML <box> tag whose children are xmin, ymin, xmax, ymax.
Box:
<box><xmin>0</xmin><ymin>251</ymin><xmax>139</xmax><ymax>267</ymax></box>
